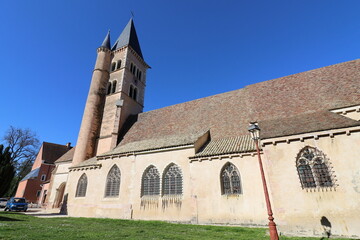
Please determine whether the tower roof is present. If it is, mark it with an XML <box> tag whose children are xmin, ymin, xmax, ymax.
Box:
<box><xmin>112</xmin><ymin>18</ymin><xmax>143</xmax><ymax>59</ymax></box>
<box><xmin>100</xmin><ymin>30</ymin><xmax>111</xmax><ymax>49</ymax></box>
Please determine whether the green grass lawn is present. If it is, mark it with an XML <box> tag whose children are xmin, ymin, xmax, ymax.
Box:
<box><xmin>0</xmin><ymin>211</ymin><xmax>351</xmax><ymax>240</ymax></box>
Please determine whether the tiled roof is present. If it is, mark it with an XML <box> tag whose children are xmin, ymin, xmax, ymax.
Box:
<box><xmin>260</xmin><ymin>111</ymin><xmax>360</xmax><ymax>139</ymax></box>
<box><xmin>191</xmin><ymin>135</ymin><xmax>256</xmax><ymax>158</ymax></box>
<box><xmin>42</xmin><ymin>142</ymin><xmax>72</xmax><ymax>164</ymax></box>
<box><xmin>112</xmin><ymin>18</ymin><xmax>143</xmax><ymax>58</ymax></box>
<box><xmin>116</xmin><ymin>59</ymin><xmax>360</xmax><ymax>152</ymax></box>
<box><xmin>54</xmin><ymin>147</ymin><xmax>76</xmax><ymax>163</ymax></box>
<box><xmin>70</xmin><ymin>157</ymin><xmax>98</xmax><ymax>168</ymax></box>
<box><xmin>101</xmin><ymin>130</ymin><xmax>208</xmax><ymax>157</ymax></box>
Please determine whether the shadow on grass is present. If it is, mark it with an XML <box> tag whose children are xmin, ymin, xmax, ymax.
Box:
<box><xmin>0</xmin><ymin>216</ymin><xmax>23</xmax><ymax>221</ymax></box>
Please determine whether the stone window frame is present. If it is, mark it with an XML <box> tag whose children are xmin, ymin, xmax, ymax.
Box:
<box><xmin>111</xmin><ymin>80</ymin><xmax>117</xmax><ymax>94</ymax></box>
<box><xmin>129</xmin><ymin>62</ymin><xmax>142</xmax><ymax>80</ymax></box>
<box><xmin>141</xmin><ymin>165</ymin><xmax>161</xmax><ymax>197</ymax></box>
<box><xmin>116</xmin><ymin>60</ymin><xmax>121</xmax><ymax>70</ymax></box>
<box><xmin>162</xmin><ymin>163</ymin><xmax>183</xmax><ymax>196</ymax></box>
<box><xmin>104</xmin><ymin>165</ymin><xmax>121</xmax><ymax>198</ymax></box>
<box><xmin>296</xmin><ymin>146</ymin><xmax>336</xmax><ymax>189</ymax></box>
<box><xmin>106</xmin><ymin>80</ymin><xmax>118</xmax><ymax>95</ymax></box>
<box><xmin>129</xmin><ymin>84</ymin><xmax>137</xmax><ymax>101</ymax></box>
<box><xmin>75</xmin><ymin>173</ymin><xmax>88</xmax><ymax>197</ymax></box>
<box><xmin>111</xmin><ymin>62</ymin><xmax>116</xmax><ymax>72</ymax></box>
<box><xmin>220</xmin><ymin>162</ymin><xmax>242</xmax><ymax>195</ymax></box>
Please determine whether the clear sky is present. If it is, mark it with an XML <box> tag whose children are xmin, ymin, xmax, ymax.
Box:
<box><xmin>1</xmin><ymin>0</ymin><xmax>360</xmax><ymax>147</ymax></box>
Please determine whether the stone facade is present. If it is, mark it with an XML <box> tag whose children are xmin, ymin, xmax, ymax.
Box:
<box><xmin>46</xmin><ymin>18</ymin><xmax>360</xmax><ymax>238</ymax></box>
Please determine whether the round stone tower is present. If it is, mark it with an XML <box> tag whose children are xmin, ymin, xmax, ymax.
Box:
<box><xmin>72</xmin><ymin>32</ymin><xmax>112</xmax><ymax>166</ymax></box>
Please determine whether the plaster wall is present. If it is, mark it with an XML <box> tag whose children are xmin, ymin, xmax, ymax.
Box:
<box><xmin>263</xmin><ymin>131</ymin><xmax>360</xmax><ymax>237</ymax></box>
<box><xmin>47</xmin><ymin>161</ymin><xmax>70</xmax><ymax>207</ymax></box>
<box><xmin>67</xmin><ymin>148</ymin><xmax>194</xmax><ymax>220</ymax></box>
<box><xmin>189</xmin><ymin>156</ymin><xmax>268</xmax><ymax>226</ymax></box>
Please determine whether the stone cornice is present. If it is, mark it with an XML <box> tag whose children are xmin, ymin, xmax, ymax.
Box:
<box><xmin>261</xmin><ymin>126</ymin><xmax>360</xmax><ymax>146</ymax></box>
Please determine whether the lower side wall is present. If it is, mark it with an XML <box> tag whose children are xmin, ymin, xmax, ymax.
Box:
<box><xmin>65</xmin><ymin>145</ymin><xmax>360</xmax><ymax>238</ymax></box>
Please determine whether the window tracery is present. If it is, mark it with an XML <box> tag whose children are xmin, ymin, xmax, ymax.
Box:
<box><xmin>296</xmin><ymin>147</ymin><xmax>335</xmax><ymax>189</ymax></box>
<box><xmin>141</xmin><ymin>166</ymin><xmax>160</xmax><ymax>196</ymax></box>
<box><xmin>221</xmin><ymin>163</ymin><xmax>242</xmax><ymax>195</ymax></box>
<box><xmin>75</xmin><ymin>173</ymin><xmax>87</xmax><ymax>197</ymax></box>
<box><xmin>163</xmin><ymin>164</ymin><xmax>182</xmax><ymax>195</ymax></box>
<box><xmin>105</xmin><ymin>165</ymin><xmax>121</xmax><ymax>197</ymax></box>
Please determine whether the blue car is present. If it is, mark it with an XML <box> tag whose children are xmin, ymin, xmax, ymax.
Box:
<box><xmin>4</xmin><ymin>197</ymin><xmax>28</xmax><ymax>212</ymax></box>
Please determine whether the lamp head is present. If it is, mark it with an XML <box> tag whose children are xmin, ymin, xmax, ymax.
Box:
<box><xmin>248</xmin><ymin>122</ymin><xmax>260</xmax><ymax>140</ymax></box>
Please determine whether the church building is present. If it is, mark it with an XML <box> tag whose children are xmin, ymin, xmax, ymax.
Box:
<box><xmin>46</xmin><ymin>18</ymin><xmax>360</xmax><ymax>238</ymax></box>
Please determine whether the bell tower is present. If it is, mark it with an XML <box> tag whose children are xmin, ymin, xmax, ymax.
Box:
<box><xmin>72</xmin><ymin>19</ymin><xmax>150</xmax><ymax>166</ymax></box>
<box><xmin>96</xmin><ymin>18</ymin><xmax>150</xmax><ymax>155</ymax></box>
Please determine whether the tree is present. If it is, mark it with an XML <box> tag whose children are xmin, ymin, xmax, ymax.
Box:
<box><xmin>2</xmin><ymin>126</ymin><xmax>40</xmax><ymax>196</ymax></box>
<box><xmin>0</xmin><ymin>144</ymin><xmax>15</xmax><ymax>197</ymax></box>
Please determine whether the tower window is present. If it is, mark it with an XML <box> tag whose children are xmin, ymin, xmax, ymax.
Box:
<box><xmin>296</xmin><ymin>146</ymin><xmax>336</xmax><ymax>189</ymax></box>
<box><xmin>129</xmin><ymin>85</ymin><xmax>134</xmax><ymax>98</ymax></box>
<box><xmin>112</xmin><ymin>80</ymin><xmax>117</xmax><ymax>94</ymax></box>
<box><xmin>129</xmin><ymin>85</ymin><xmax>137</xmax><ymax>101</ymax></box>
<box><xmin>130</xmin><ymin>63</ymin><xmax>133</xmax><ymax>73</ymax></box>
<box><xmin>133</xmin><ymin>88</ymin><xmax>137</xmax><ymax>101</ymax></box>
<box><xmin>111</xmin><ymin>62</ymin><xmax>116</xmax><ymax>72</ymax></box>
<box><xmin>116</xmin><ymin>60</ymin><xmax>121</xmax><ymax>69</ymax></box>
<box><xmin>107</xmin><ymin>82</ymin><xmax>112</xmax><ymax>95</ymax></box>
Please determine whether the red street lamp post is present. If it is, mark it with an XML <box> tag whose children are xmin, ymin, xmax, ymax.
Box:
<box><xmin>248</xmin><ymin>122</ymin><xmax>279</xmax><ymax>240</ymax></box>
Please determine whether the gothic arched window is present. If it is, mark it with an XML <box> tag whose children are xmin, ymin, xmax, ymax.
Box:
<box><xmin>141</xmin><ymin>165</ymin><xmax>160</xmax><ymax>196</ymax></box>
<box><xmin>296</xmin><ymin>147</ymin><xmax>335</xmax><ymax>189</ymax></box>
<box><xmin>221</xmin><ymin>163</ymin><xmax>242</xmax><ymax>195</ymax></box>
<box><xmin>75</xmin><ymin>173</ymin><xmax>87</xmax><ymax>197</ymax></box>
<box><xmin>163</xmin><ymin>164</ymin><xmax>183</xmax><ymax>195</ymax></box>
<box><xmin>105</xmin><ymin>165</ymin><xmax>121</xmax><ymax>197</ymax></box>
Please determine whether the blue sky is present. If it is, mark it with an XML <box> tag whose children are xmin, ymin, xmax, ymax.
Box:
<box><xmin>1</xmin><ymin>0</ymin><xmax>360</xmax><ymax>147</ymax></box>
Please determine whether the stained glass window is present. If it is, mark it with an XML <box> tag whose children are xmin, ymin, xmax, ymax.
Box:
<box><xmin>142</xmin><ymin>166</ymin><xmax>160</xmax><ymax>196</ymax></box>
<box><xmin>105</xmin><ymin>165</ymin><xmax>121</xmax><ymax>197</ymax></box>
<box><xmin>296</xmin><ymin>147</ymin><xmax>335</xmax><ymax>189</ymax></box>
<box><xmin>75</xmin><ymin>173</ymin><xmax>87</xmax><ymax>197</ymax></box>
<box><xmin>163</xmin><ymin>164</ymin><xmax>182</xmax><ymax>195</ymax></box>
<box><xmin>221</xmin><ymin>163</ymin><xmax>242</xmax><ymax>195</ymax></box>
